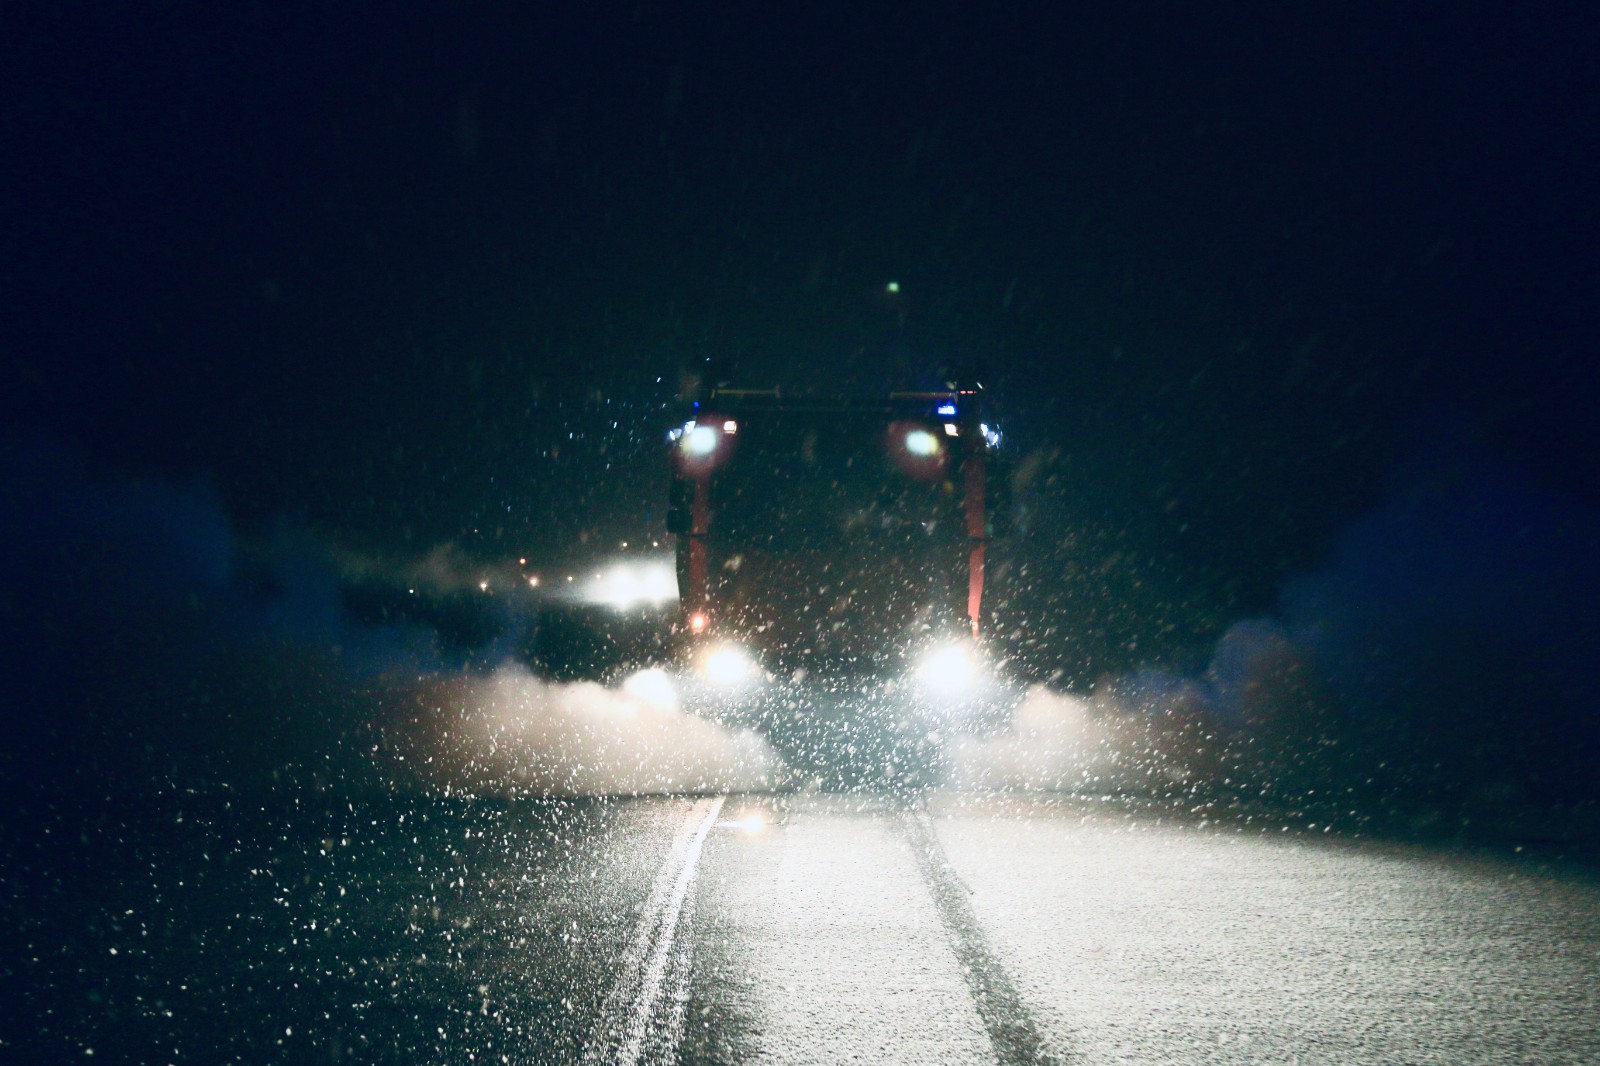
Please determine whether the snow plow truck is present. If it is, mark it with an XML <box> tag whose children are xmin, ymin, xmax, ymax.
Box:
<box><xmin>665</xmin><ymin>369</ymin><xmax>1012</xmax><ymax>785</ymax></box>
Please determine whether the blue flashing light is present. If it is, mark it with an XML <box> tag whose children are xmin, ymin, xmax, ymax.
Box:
<box><xmin>936</xmin><ymin>403</ymin><xmax>958</xmax><ymax>417</ymax></box>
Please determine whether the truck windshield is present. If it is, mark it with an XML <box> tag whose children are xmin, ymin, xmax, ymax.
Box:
<box><xmin>712</xmin><ymin>410</ymin><xmax>957</xmax><ymax>546</ymax></box>
<box><xmin>701</xmin><ymin>406</ymin><xmax>969</xmax><ymax>661</ymax></box>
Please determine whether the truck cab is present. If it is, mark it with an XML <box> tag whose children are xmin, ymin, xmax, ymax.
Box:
<box><xmin>666</xmin><ymin>374</ymin><xmax>1008</xmax><ymax>707</ymax></box>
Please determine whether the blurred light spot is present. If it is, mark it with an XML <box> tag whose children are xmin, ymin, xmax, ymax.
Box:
<box><xmin>719</xmin><ymin>810</ymin><xmax>769</xmax><ymax>834</ymax></box>
<box><xmin>586</xmin><ymin>561</ymin><xmax>678</xmax><ymax>609</ymax></box>
<box><xmin>916</xmin><ymin>643</ymin><xmax>983</xmax><ymax>693</ymax></box>
<box><xmin>704</xmin><ymin>644</ymin><xmax>757</xmax><ymax>685</ymax></box>
<box><xmin>623</xmin><ymin>668</ymin><xmax>678</xmax><ymax>709</ymax></box>
<box><xmin>684</xmin><ymin>424</ymin><xmax>720</xmax><ymax>457</ymax></box>
<box><xmin>905</xmin><ymin>428</ymin><xmax>941</xmax><ymax>457</ymax></box>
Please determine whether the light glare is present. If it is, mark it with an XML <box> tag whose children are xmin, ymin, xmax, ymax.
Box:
<box><xmin>684</xmin><ymin>424</ymin><xmax>720</xmax><ymax>456</ymax></box>
<box><xmin>704</xmin><ymin>644</ymin><xmax>757</xmax><ymax>686</ymax></box>
<box><xmin>586</xmin><ymin>561</ymin><xmax>678</xmax><ymax>609</ymax></box>
<box><xmin>720</xmin><ymin>810</ymin><xmax>769</xmax><ymax>834</ymax></box>
<box><xmin>623</xmin><ymin>668</ymin><xmax>678</xmax><ymax>709</ymax></box>
<box><xmin>904</xmin><ymin>428</ymin><xmax>941</xmax><ymax>457</ymax></box>
<box><xmin>917</xmin><ymin>643</ymin><xmax>983</xmax><ymax>694</ymax></box>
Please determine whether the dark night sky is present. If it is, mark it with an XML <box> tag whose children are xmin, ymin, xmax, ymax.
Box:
<box><xmin>4</xmin><ymin>1</ymin><xmax>1598</xmax><ymax>666</ymax></box>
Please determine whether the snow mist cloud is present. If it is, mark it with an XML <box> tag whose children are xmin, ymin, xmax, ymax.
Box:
<box><xmin>389</xmin><ymin>666</ymin><xmax>781</xmax><ymax>796</ymax></box>
<box><xmin>1</xmin><ymin>436</ymin><xmax>783</xmax><ymax>797</ymax></box>
<box><xmin>957</xmin><ymin>422</ymin><xmax>1600</xmax><ymax>807</ymax></box>
<box><xmin>950</xmin><ymin>681</ymin><xmax>1218</xmax><ymax>794</ymax></box>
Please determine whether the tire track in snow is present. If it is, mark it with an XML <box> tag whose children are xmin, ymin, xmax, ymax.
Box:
<box><xmin>900</xmin><ymin>805</ymin><xmax>1063</xmax><ymax>1065</ymax></box>
<box><xmin>583</xmin><ymin>795</ymin><xmax>725</xmax><ymax>1065</ymax></box>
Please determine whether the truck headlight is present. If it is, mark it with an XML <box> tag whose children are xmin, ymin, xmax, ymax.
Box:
<box><xmin>914</xmin><ymin>642</ymin><xmax>984</xmax><ymax>694</ymax></box>
<box><xmin>702</xmin><ymin>644</ymin><xmax>758</xmax><ymax>686</ymax></box>
<box><xmin>683</xmin><ymin>424</ymin><xmax>721</xmax><ymax>457</ymax></box>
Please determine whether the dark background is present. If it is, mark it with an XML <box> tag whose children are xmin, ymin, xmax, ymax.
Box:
<box><xmin>3</xmin><ymin>1</ymin><xmax>1598</xmax><ymax>799</ymax></box>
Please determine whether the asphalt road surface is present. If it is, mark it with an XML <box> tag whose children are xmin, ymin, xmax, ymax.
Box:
<box><xmin>5</xmin><ymin>791</ymin><xmax>1598</xmax><ymax>1064</ymax></box>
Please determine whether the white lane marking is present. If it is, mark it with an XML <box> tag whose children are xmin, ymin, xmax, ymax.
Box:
<box><xmin>584</xmin><ymin>795</ymin><xmax>726</xmax><ymax>1066</ymax></box>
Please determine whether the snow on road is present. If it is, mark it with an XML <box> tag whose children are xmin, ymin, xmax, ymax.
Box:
<box><xmin>927</xmin><ymin>793</ymin><xmax>1600</xmax><ymax>1065</ymax></box>
<box><xmin>696</xmin><ymin>795</ymin><xmax>998</xmax><ymax>1063</ymax></box>
<box><xmin>585</xmin><ymin>795</ymin><xmax>726</xmax><ymax>1064</ymax></box>
<box><xmin>11</xmin><ymin>791</ymin><xmax>1597</xmax><ymax>1063</ymax></box>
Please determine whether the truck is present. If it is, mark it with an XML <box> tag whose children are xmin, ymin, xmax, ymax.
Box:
<box><xmin>665</xmin><ymin>369</ymin><xmax>1010</xmax><ymax>785</ymax></box>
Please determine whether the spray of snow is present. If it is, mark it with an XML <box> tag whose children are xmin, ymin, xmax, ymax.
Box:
<box><xmin>2</xmin><ymin>435</ymin><xmax>786</xmax><ymax>797</ymax></box>
<box><xmin>951</xmin><ymin>683</ymin><xmax>1214</xmax><ymax>794</ymax></box>
<box><xmin>392</xmin><ymin>665</ymin><xmax>783</xmax><ymax>796</ymax></box>
<box><xmin>960</xmin><ymin>421</ymin><xmax>1600</xmax><ymax>804</ymax></box>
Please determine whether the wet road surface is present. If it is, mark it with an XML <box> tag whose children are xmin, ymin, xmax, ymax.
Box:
<box><xmin>5</xmin><ymin>791</ymin><xmax>1599</xmax><ymax>1063</ymax></box>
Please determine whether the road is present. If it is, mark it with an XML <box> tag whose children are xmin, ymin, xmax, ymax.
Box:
<box><xmin>5</xmin><ymin>791</ymin><xmax>1599</xmax><ymax>1064</ymax></box>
